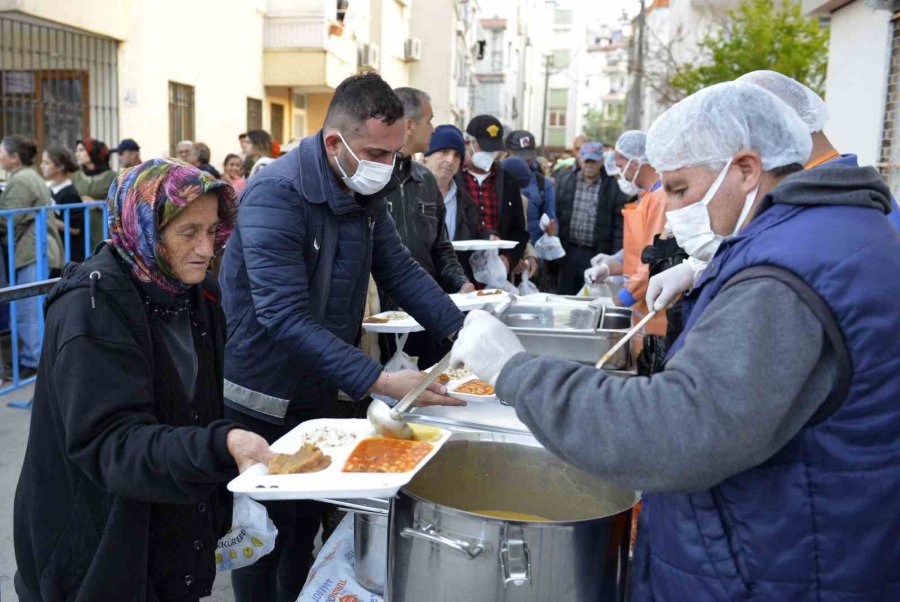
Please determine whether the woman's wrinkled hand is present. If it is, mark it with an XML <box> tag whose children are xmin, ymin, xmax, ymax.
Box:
<box><xmin>226</xmin><ymin>429</ymin><xmax>274</xmax><ymax>473</ymax></box>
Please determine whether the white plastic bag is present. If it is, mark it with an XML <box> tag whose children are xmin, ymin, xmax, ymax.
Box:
<box><xmin>577</xmin><ymin>281</ymin><xmax>613</xmax><ymax>299</ymax></box>
<box><xmin>518</xmin><ymin>271</ymin><xmax>539</xmax><ymax>296</ymax></box>
<box><xmin>370</xmin><ymin>333</ymin><xmax>418</xmax><ymax>406</ymax></box>
<box><xmin>534</xmin><ymin>234</ymin><xmax>566</xmax><ymax>261</ymax></box>
<box><xmin>470</xmin><ymin>249</ymin><xmax>517</xmax><ymax>293</ymax></box>
<box><xmin>298</xmin><ymin>514</ymin><xmax>382</xmax><ymax>601</ymax></box>
<box><xmin>216</xmin><ymin>494</ymin><xmax>277</xmax><ymax>573</ymax></box>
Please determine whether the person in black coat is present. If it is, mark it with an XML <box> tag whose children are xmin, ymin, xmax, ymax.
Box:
<box><xmin>13</xmin><ymin>159</ymin><xmax>272</xmax><ymax>602</ymax></box>
<box><xmin>41</xmin><ymin>145</ymin><xmax>88</xmax><ymax>262</ymax></box>
<box><xmin>555</xmin><ymin>141</ymin><xmax>634</xmax><ymax>294</ymax></box>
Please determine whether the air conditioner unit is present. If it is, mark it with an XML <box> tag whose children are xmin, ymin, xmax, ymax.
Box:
<box><xmin>359</xmin><ymin>43</ymin><xmax>380</xmax><ymax>69</ymax></box>
<box><xmin>403</xmin><ymin>37</ymin><xmax>422</xmax><ymax>62</ymax></box>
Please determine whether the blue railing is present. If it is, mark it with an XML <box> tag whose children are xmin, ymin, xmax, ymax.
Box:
<box><xmin>0</xmin><ymin>201</ymin><xmax>108</xmax><ymax>403</ymax></box>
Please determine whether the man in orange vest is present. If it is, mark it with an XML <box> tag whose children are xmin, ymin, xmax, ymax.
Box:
<box><xmin>584</xmin><ymin>131</ymin><xmax>669</xmax><ymax>350</ymax></box>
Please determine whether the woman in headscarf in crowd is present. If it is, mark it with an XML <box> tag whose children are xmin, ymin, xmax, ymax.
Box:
<box><xmin>13</xmin><ymin>159</ymin><xmax>272</xmax><ymax>602</ymax></box>
<box><xmin>72</xmin><ymin>137</ymin><xmax>115</xmax><ymax>252</ymax></box>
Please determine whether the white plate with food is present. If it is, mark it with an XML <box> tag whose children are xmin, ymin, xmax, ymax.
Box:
<box><xmin>449</xmin><ymin>293</ymin><xmax>490</xmax><ymax>312</ymax></box>
<box><xmin>227</xmin><ymin>419</ymin><xmax>452</xmax><ymax>501</ymax></box>
<box><xmin>451</xmin><ymin>239</ymin><xmax>519</xmax><ymax>251</ymax></box>
<box><xmin>447</xmin><ymin>376</ymin><xmax>499</xmax><ymax>404</ymax></box>
<box><xmin>361</xmin><ymin>311</ymin><xmax>424</xmax><ymax>333</ymax></box>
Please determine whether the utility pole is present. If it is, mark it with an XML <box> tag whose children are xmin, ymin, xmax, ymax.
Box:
<box><xmin>624</xmin><ymin>0</ymin><xmax>646</xmax><ymax>130</ymax></box>
<box><xmin>540</xmin><ymin>54</ymin><xmax>554</xmax><ymax>157</ymax></box>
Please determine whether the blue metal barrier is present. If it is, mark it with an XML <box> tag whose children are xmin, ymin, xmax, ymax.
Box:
<box><xmin>0</xmin><ymin>201</ymin><xmax>108</xmax><ymax>405</ymax></box>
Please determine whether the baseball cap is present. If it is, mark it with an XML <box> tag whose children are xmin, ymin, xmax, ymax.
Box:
<box><xmin>112</xmin><ymin>138</ymin><xmax>140</xmax><ymax>153</ymax></box>
<box><xmin>505</xmin><ymin>130</ymin><xmax>537</xmax><ymax>159</ymax></box>
<box><xmin>465</xmin><ymin>115</ymin><xmax>505</xmax><ymax>152</ymax></box>
<box><xmin>580</xmin><ymin>141</ymin><xmax>604</xmax><ymax>162</ymax></box>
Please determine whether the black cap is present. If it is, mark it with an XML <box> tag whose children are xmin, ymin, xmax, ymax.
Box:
<box><xmin>112</xmin><ymin>138</ymin><xmax>140</xmax><ymax>153</ymax></box>
<box><xmin>505</xmin><ymin>129</ymin><xmax>537</xmax><ymax>158</ymax></box>
<box><xmin>465</xmin><ymin>115</ymin><xmax>505</xmax><ymax>152</ymax></box>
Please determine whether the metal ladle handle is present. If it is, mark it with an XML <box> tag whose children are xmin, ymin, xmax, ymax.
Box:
<box><xmin>595</xmin><ymin>310</ymin><xmax>657</xmax><ymax>368</ymax></box>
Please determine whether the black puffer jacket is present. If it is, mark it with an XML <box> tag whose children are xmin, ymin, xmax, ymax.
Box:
<box><xmin>384</xmin><ymin>156</ymin><xmax>469</xmax><ymax>294</ymax></box>
<box><xmin>14</xmin><ymin>244</ymin><xmax>238</xmax><ymax>602</ymax></box>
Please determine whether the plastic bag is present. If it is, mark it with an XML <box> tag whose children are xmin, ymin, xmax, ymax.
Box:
<box><xmin>216</xmin><ymin>495</ymin><xmax>277</xmax><ymax>573</ymax></box>
<box><xmin>577</xmin><ymin>281</ymin><xmax>613</xmax><ymax>299</ymax></box>
<box><xmin>470</xmin><ymin>249</ymin><xmax>517</xmax><ymax>293</ymax></box>
<box><xmin>534</xmin><ymin>234</ymin><xmax>566</xmax><ymax>261</ymax></box>
<box><xmin>298</xmin><ymin>514</ymin><xmax>382</xmax><ymax>602</ymax></box>
<box><xmin>518</xmin><ymin>271</ymin><xmax>539</xmax><ymax>296</ymax></box>
<box><xmin>370</xmin><ymin>333</ymin><xmax>417</xmax><ymax>406</ymax></box>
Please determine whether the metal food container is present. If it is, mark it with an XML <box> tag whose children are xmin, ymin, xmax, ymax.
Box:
<box><xmin>353</xmin><ymin>511</ymin><xmax>388</xmax><ymax>594</ymax></box>
<box><xmin>499</xmin><ymin>301</ymin><xmax>633</xmax><ymax>369</ymax></box>
<box><xmin>386</xmin><ymin>433</ymin><xmax>639</xmax><ymax>601</ymax></box>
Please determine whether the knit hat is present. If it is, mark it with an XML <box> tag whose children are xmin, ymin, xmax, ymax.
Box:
<box><xmin>425</xmin><ymin>124</ymin><xmax>466</xmax><ymax>158</ymax></box>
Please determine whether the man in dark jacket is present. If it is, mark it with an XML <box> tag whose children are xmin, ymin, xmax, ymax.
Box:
<box><xmin>555</xmin><ymin>141</ymin><xmax>633</xmax><ymax>294</ymax></box>
<box><xmin>380</xmin><ymin>89</ymin><xmax>474</xmax><ymax>367</ymax></box>
<box><xmin>218</xmin><ymin>73</ymin><xmax>464</xmax><ymax>602</ymax></box>
<box><xmin>455</xmin><ymin>115</ymin><xmax>530</xmax><ymax>278</ymax></box>
<box><xmin>386</xmin><ymin>88</ymin><xmax>473</xmax><ymax>296</ymax></box>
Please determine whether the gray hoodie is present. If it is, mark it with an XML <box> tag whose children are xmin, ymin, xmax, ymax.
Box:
<box><xmin>496</xmin><ymin>164</ymin><xmax>890</xmax><ymax>493</ymax></box>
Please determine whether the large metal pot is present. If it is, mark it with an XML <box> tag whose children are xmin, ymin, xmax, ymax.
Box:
<box><xmin>386</xmin><ymin>433</ymin><xmax>639</xmax><ymax>601</ymax></box>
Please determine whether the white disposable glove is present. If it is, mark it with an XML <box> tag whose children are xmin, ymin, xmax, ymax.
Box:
<box><xmin>539</xmin><ymin>213</ymin><xmax>551</xmax><ymax>232</ymax></box>
<box><xmin>645</xmin><ymin>259</ymin><xmax>708</xmax><ymax>311</ymax></box>
<box><xmin>590</xmin><ymin>253</ymin><xmax>612</xmax><ymax>267</ymax></box>
<box><xmin>584</xmin><ymin>264</ymin><xmax>610</xmax><ymax>285</ymax></box>
<box><xmin>450</xmin><ymin>310</ymin><xmax>526</xmax><ymax>386</ymax></box>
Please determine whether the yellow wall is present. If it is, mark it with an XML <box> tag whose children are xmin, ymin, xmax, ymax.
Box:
<box><xmin>307</xmin><ymin>92</ymin><xmax>332</xmax><ymax>135</ymax></box>
<box><xmin>116</xmin><ymin>0</ymin><xmax>266</xmax><ymax>169</ymax></box>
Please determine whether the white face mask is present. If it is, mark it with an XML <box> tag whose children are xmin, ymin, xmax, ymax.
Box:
<box><xmin>665</xmin><ymin>159</ymin><xmax>760</xmax><ymax>262</ymax></box>
<box><xmin>617</xmin><ymin>158</ymin><xmax>642</xmax><ymax>196</ymax></box>
<box><xmin>335</xmin><ymin>132</ymin><xmax>396</xmax><ymax>195</ymax></box>
<box><xmin>468</xmin><ymin>141</ymin><xmax>498</xmax><ymax>171</ymax></box>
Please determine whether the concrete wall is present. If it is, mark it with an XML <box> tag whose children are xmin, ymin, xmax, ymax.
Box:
<box><xmin>307</xmin><ymin>92</ymin><xmax>331</xmax><ymax>132</ymax></box>
<box><xmin>117</xmin><ymin>0</ymin><xmax>266</xmax><ymax>168</ymax></box>
<box><xmin>409</xmin><ymin>0</ymin><xmax>455</xmax><ymax>125</ymax></box>
<box><xmin>822</xmin><ymin>1</ymin><xmax>891</xmax><ymax>166</ymax></box>
<box><xmin>0</xmin><ymin>0</ymin><xmax>132</xmax><ymax>39</ymax></box>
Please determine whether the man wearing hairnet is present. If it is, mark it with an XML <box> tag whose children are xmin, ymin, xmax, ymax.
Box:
<box><xmin>585</xmin><ymin>131</ymin><xmax>669</xmax><ymax>353</ymax></box>
<box><xmin>450</xmin><ymin>82</ymin><xmax>900</xmax><ymax>600</ymax></box>
<box><xmin>647</xmin><ymin>70</ymin><xmax>900</xmax><ymax>311</ymax></box>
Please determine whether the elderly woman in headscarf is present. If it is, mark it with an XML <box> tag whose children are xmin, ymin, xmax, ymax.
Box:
<box><xmin>13</xmin><ymin>159</ymin><xmax>273</xmax><ymax>602</ymax></box>
<box><xmin>73</xmin><ymin>137</ymin><xmax>116</xmax><ymax>252</ymax></box>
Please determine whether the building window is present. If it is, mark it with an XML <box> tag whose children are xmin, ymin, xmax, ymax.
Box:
<box><xmin>168</xmin><ymin>82</ymin><xmax>195</xmax><ymax>156</ymax></box>
<box><xmin>270</xmin><ymin>103</ymin><xmax>285</xmax><ymax>143</ymax></box>
<box><xmin>247</xmin><ymin>97</ymin><xmax>262</xmax><ymax>131</ymax></box>
<box><xmin>552</xmin><ymin>49</ymin><xmax>571</xmax><ymax>69</ymax></box>
<box><xmin>0</xmin><ymin>15</ymin><xmax>117</xmax><ymax>150</ymax></box>
<box><xmin>554</xmin><ymin>9</ymin><xmax>573</xmax><ymax>26</ymax></box>
<box><xmin>549</xmin><ymin>110</ymin><xmax>567</xmax><ymax>127</ymax></box>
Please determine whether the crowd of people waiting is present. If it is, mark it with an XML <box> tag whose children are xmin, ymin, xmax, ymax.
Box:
<box><xmin>0</xmin><ymin>128</ymin><xmax>278</xmax><ymax>381</ymax></box>
<box><xmin>5</xmin><ymin>67</ymin><xmax>900</xmax><ymax>602</ymax></box>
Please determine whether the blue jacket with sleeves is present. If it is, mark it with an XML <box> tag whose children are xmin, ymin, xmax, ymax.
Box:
<box><xmin>218</xmin><ymin>132</ymin><xmax>464</xmax><ymax>424</ymax></box>
<box><xmin>521</xmin><ymin>166</ymin><xmax>556</xmax><ymax>244</ymax></box>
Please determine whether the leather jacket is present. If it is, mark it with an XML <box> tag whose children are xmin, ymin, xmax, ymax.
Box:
<box><xmin>384</xmin><ymin>156</ymin><xmax>470</xmax><ymax>296</ymax></box>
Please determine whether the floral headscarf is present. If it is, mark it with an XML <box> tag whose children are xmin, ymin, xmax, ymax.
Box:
<box><xmin>108</xmin><ymin>158</ymin><xmax>237</xmax><ymax>295</ymax></box>
<box><xmin>77</xmin><ymin>138</ymin><xmax>111</xmax><ymax>175</ymax></box>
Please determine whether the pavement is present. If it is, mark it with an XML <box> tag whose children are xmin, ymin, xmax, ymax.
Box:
<box><xmin>0</xmin><ymin>383</ymin><xmax>236</xmax><ymax>602</ymax></box>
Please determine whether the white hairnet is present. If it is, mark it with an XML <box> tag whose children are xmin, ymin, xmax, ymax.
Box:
<box><xmin>646</xmin><ymin>81</ymin><xmax>812</xmax><ymax>172</ymax></box>
<box><xmin>736</xmin><ymin>70</ymin><xmax>828</xmax><ymax>133</ymax></box>
<box><xmin>615</xmin><ymin>130</ymin><xmax>648</xmax><ymax>164</ymax></box>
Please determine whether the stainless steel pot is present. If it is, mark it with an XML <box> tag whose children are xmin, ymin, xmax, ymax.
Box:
<box><xmin>386</xmin><ymin>433</ymin><xmax>639</xmax><ymax>601</ymax></box>
<box><xmin>353</xmin><ymin>511</ymin><xmax>388</xmax><ymax>595</ymax></box>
